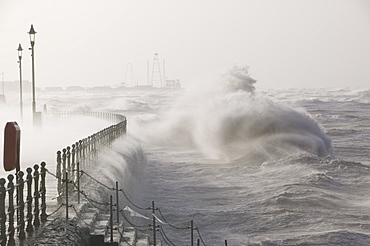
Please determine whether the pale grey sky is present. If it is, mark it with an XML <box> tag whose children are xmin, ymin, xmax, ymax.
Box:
<box><xmin>0</xmin><ymin>0</ymin><xmax>369</xmax><ymax>89</ymax></box>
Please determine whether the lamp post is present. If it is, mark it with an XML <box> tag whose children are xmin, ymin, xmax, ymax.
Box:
<box><xmin>18</xmin><ymin>44</ymin><xmax>23</xmax><ymax>120</ymax></box>
<box><xmin>28</xmin><ymin>24</ymin><xmax>37</xmax><ymax>117</ymax></box>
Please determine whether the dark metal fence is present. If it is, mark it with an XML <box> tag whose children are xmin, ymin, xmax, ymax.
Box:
<box><xmin>46</xmin><ymin>110</ymin><xmax>126</xmax><ymax>123</ymax></box>
<box><xmin>0</xmin><ymin>163</ymin><xmax>47</xmax><ymax>245</ymax></box>
<box><xmin>0</xmin><ymin>113</ymin><xmax>127</xmax><ymax>245</ymax></box>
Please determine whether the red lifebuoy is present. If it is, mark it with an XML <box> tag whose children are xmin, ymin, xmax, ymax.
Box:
<box><xmin>3</xmin><ymin>122</ymin><xmax>21</xmax><ymax>172</ymax></box>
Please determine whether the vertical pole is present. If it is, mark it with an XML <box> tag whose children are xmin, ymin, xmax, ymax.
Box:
<box><xmin>40</xmin><ymin>162</ymin><xmax>47</xmax><ymax>221</ymax></box>
<box><xmin>62</xmin><ymin>149</ymin><xmax>66</xmax><ymax>188</ymax></box>
<box><xmin>65</xmin><ymin>173</ymin><xmax>68</xmax><ymax>220</ymax></box>
<box><xmin>31</xmin><ymin>42</ymin><xmax>36</xmax><ymax>115</ymax></box>
<box><xmin>225</xmin><ymin>240</ymin><xmax>228</xmax><ymax>246</ymax></box>
<box><xmin>66</xmin><ymin>146</ymin><xmax>71</xmax><ymax>179</ymax></box>
<box><xmin>197</xmin><ymin>239</ymin><xmax>200</xmax><ymax>246</ymax></box>
<box><xmin>152</xmin><ymin>201</ymin><xmax>156</xmax><ymax>246</ymax></box>
<box><xmin>0</xmin><ymin>178</ymin><xmax>6</xmax><ymax>246</ymax></box>
<box><xmin>75</xmin><ymin>142</ymin><xmax>79</xmax><ymax>170</ymax></box>
<box><xmin>56</xmin><ymin>151</ymin><xmax>62</xmax><ymax>198</ymax></box>
<box><xmin>87</xmin><ymin>137</ymin><xmax>90</xmax><ymax>157</ymax></box>
<box><xmin>19</xmin><ymin>54</ymin><xmax>23</xmax><ymax>120</ymax></box>
<box><xmin>33</xmin><ymin>164</ymin><xmax>40</xmax><ymax>227</ymax></box>
<box><xmin>17</xmin><ymin>171</ymin><xmax>25</xmax><ymax>238</ymax></box>
<box><xmin>7</xmin><ymin>175</ymin><xmax>15</xmax><ymax>244</ymax></box>
<box><xmin>116</xmin><ymin>182</ymin><xmax>119</xmax><ymax>223</ymax></box>
<box><xmin>191</xmin><ymin>220</ymin><xmax>194</xmax><ymax>246</ymax></box>
<box><xmin>110</xmin><ymin>195</ymin><xmax>113</xmax><ymax>243</ymax></box>
<box><xmin>93</xmin><ymin>134</ymin><xmax>96</xmax><ymax>152</ymax></box>
<box><xmin>81</xmin><ymin>139</ymin><xmax>85</xmax><ymax>160</ymax></box>
<box><xmin>77</xmin><ymin>162</ymin><xmax>80</xmax><ymax>204</ymax></box>
<box><xmin>26</xmin><ymin>168</ymin><xmax>33</xmax><ymax>232</ymax></box>
<box><xmin>79</xmin><ymin>140</ymin><xmax>83</xmax><ymax>159</ymax></box>
<box><xmin>71</xmin><ymin>144</ymin><xmax>76</xmax><ymax>182</ymax></box>
<box><xmin>152</xmin><ymin>216</ymin><xmax>156</xmax><ymax>246</ymax></box>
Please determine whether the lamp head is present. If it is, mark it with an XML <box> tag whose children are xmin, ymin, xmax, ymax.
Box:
<box><xmin>28</xmin><ymin>24</ymin><xmax>37</xmax><ymax>46</ymax></box>
<box><xmin>17</xmin><ymin>43</ymin><xmax>23</xmax><ymax>59</ymax></box>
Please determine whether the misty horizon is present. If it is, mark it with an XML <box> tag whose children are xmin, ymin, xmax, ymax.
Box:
<box><xmin>0</xmin><ymin>0</ymin><xmax>369</xmax><ymax>90</ymax></box>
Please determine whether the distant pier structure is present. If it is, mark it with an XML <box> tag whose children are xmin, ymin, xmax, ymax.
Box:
<box><xmin>124</xmin><ymin>63</ymin><xmax>137</xmax><ymax>87</ymax></box>
<box><xmin>150</xmin><ymin>53</ymin><xmax>163</xmax><ymax>88</ymax></box>
<box><xmin>145</xmin><ymin>53</ymin><xmax>181</xmax><ymax>89</ymax></box>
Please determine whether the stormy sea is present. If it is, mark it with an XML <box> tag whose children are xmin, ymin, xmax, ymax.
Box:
<box><xmin>1</xmin><ymin>67</ymin><xmax>370</xmax><ymax>245</ymax></box>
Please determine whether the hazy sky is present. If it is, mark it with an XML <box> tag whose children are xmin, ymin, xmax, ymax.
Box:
<box><xmin>0</xmin><ymin>0</ymin><xmax>369</xmax><ymax>89</ymax></box>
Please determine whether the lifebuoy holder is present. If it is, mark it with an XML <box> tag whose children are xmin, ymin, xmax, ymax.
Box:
<box><xmin>3</xmin><ymin>122</ymin><xmax>21</xmax><ymax>172</ymax></box>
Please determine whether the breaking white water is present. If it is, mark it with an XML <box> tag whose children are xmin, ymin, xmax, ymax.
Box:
<box><xmin>1</xmin><ymin>66</ymin><xmax>370</xmax><ymax>245</ymax></box>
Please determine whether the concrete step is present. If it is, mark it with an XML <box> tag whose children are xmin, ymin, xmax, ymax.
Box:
<box><xmin>118</xmin><ymin>226</ymin><xmax>136</xmax><ymax>245</ymax></box>
<box><xmin>149</xmin><ymin>241</ymin><xmax>162</xmax><ymax>246</ymax></box>
<box><xmin>92</xmin><ymin>217</ymin><xmax>110</xmax><ymax>237</ymax></box>
<box><xmin>134</xmin><ymin>234</ymin><xmax>150</xmax><ymax>246</ymax></box>
<box><xmin>75</xmin><ymin>205</ymin><xmax>154</xmax><ymax>246</ymax></box>
<box><xmin>77</xmin><ymin>207</ymin><xmax>100</xmax><ymax>229</ymax></box>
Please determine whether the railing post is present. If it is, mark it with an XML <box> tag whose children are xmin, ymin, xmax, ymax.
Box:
<box><xmin>197</xmin><ymin>239</ymin><xmax>200</xmax><ymax>246</ymax></box>
<box><xmin>7</xmin><ymin>175</ymin><xmax>15</xmax><ymax>245</ymax></box>
<box><xmin>81</xmin><ymin>139</ymin><xmax>85</xmax><ymax>163</ymax></box>
<box><xmin>152</xmin><ymin>201</ymin><xmax>156</xmax><ymax>246</ymax></box>
<box><xmin>66</xmin><ymin>146</ymin><xmax>71</xmax><ymax>178</ymax></box>
<box><xmin>78</xmin><ymin>140</ymin><xmax>84</xmax><ymax>160</ymax></box>
<box><xmin>191</xmin><ymin>220</ymin><xmax>194</xmax><ymax>246</ymax></box>
<box><xmin>17</xmin><ymin>171</ymin><xmax>25</xmax><ymax>239</ymax></box>
<box><xmin>0</xmin><ymin>178</ymin><xmax>6</xmax><ymax>246</ymax></box>
<box><xmin>71</xmin><ymin>144</ymin><xmax>76</xmax><ymax>182</ymax></box>
<box><xmin>62</xmin><ymin>148</ymin><xmax>67</xmax><ymax>185</ymax></box>
<box><xmin>152</xmin><ymin>216</ymin><xmax>156</xmax><ymax>246</ymax></box>
<box><xmin>76</xmin><ymin>141</ymin><xmax>81</xmax><ymax>170</ymax></box>
<box><xmin>116</xmin><ymin>181</ymin><xmax>119</xmax><ymax>223</ymax></box>
<box><xmin>110</xmin><ymin>195</ymin><xmax>113</xmax><ymax>243</ymax></box>
<box><xmin>56</xmin><ymin>151</ymin><xmax>62</xmax><ymax>198</ymax></box>
<box><xmin>76</xmin><ymin>162</ymin><xmax>80</xmax><ymax>204</ymax></box>
<box><xmin>75</xmin><ymin>142</ymin><xmax>79</xmax><ymax>167</ymax></box>
<box><xmin>40</xmin><ymin>162</ymin><xmax>47</xmax><ymax>222</ymax></box>
<box><xmin>65</xmin><ymin>173</ymin><xmax>69</xmax><ymax>220</ymax></box>
<box><xmin>26</xmin><ymin>168</ymin><xmax>33</xmax><ymax>233</ymax></box>
<box><xmin>86</xmin><ymin>137</ymin><xmax>89</xmax><ymax>158</ymax></box>
<box><xmin>225</xmin><ymin>239</ymin><xmax>228</xmax><ymax>246</ymax></box>
<box><xmin>123</xmin><ymin>119</ymin><xmax>127</xmax><ymax>134</ymax></box>
<box><xmin>91</xmin><ymin>133</ymin><xmax>96</xmax><ymax>154</ymax></box>
<box><xmin>33</xmin><ymin>164</ymin><xmax>40</xmax><ymax>227</ymax></box>
<box><xmin>80</xmin><ymin>140</ymin><xmax>84</xmax><ymax>160</ymax></box>
<box><xmin>88</xmin><ymin>136</ymin><xmax>92</xmax><ymax>155</ymax></box>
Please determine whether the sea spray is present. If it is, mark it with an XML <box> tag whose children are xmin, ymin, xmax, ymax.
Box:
<box><xmin>73</xmin><ymin>136</ymin><xmax>148</xmax><ymax>209</ymax></box>
<box><xmin>131</xmin><ymin>66</ymin><xmax>333</xmax><ymax>162</ymax></box>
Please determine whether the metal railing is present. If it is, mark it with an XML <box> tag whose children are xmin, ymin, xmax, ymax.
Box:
<box><xmin>55</xmin><ymin>119</ymin><xmax>126</xmax><ymax>198</ymax></box>
<box><xmin>0</xmin><ymin>112</ymin><xmax>127</xmax><ymax>245</ymax></box>
<box><xmin>0</xmin><ymin>163</ymin><xmax>47</xmax><ymax>245</ymax></box>
<box><xmin>46</xmin><ymin>110</ymin><xmax>126</xmax><ymax>123</ymax></box>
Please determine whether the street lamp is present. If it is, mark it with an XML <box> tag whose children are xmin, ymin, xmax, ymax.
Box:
<box><xmin>17</xmin><ymin>43</ymin><xmax>23</xmax><ymax>120</ymax></box>
<box><xmin>28</xmin><ymin>24</ymin><xmax>37</xmax><ymax>117</ymax></box>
